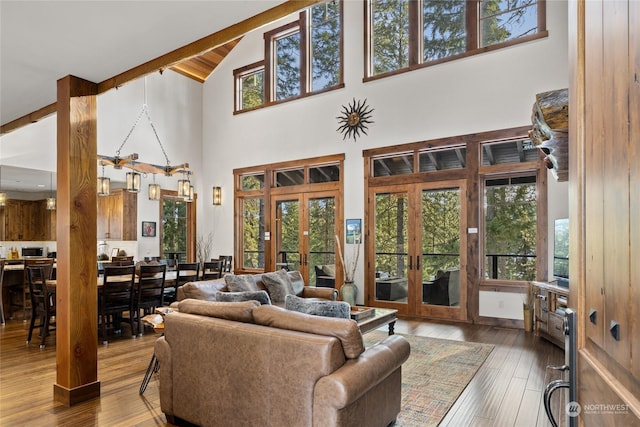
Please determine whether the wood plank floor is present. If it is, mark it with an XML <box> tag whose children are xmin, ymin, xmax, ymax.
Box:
<box><xmin>0</xmin><ymin>317</ymin><xmax>564</xmax><ymax>426</ymax></box>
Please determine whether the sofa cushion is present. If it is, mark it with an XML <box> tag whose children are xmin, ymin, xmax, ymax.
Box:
<box><xmin>285</xmin><ymin>294</ymin><xmax>350</xmax><ymax>318</ymax></box>
<box><xmin>261</xmin><ymin>269</ymin><xmax>295</xmax><ymax>303</ymax></box>
<box><xmin>253</xmin><ymin>305</ymin><xmax>364</xmax><ymax>359</ymax></box>
<box><xmin>287</xmin><ymin>270</ymin><xmax>306</xmax><ymax>295</ymax></box>
<box><xmin>177</xmin><ymin>299</ymin><xmax>258</xmax><ymax>323</ymax></box>
<box><xmin>224</xmin><ymin>274</ymin><xmax>260</xmax><ymax>292</ymax></box>
<box><xmin>181</xmin><ymin>279</ymin><xmax>226</xmax><ymax>301</ymax></box>
<box><xmin>215</xmin><ymin>290</ymin><xmax>272</xmax><ymax>305</ymax></box>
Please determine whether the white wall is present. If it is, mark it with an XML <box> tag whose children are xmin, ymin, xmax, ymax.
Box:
<box><xmin>201</xmin><ymin>1</ymin><xmax>570</xmax><ymax>307</ymax></box>
<box><xmin>0</xmin><ymin>71</ymin><xmax>203</xmax><ymax>261</ymax></box>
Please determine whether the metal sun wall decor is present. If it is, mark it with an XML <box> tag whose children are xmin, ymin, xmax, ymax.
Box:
<box><xmin>336</xmin><ymin>98</ymin><xmax>374</xmax><ymax>142</ymax></box>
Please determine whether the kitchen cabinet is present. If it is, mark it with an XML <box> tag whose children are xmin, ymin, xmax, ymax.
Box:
<box><xmin>97</xmin><ymin>189</ymin><xmax>137</xmax><ymax>240</ymax></box>
<box><xmin>0</xmin><ymin>199</ymin><xmax>51</xmax><ymax>241</ymax></box>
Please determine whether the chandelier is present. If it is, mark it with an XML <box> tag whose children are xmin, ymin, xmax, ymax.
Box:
<box><xmin>97</xmin><ymin>76</ymin><xmax>191</xmax><ymax>200</ymax></box>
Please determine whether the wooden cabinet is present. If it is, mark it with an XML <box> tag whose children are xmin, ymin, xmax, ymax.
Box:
<box><xmin>533</xmin><ymin>282</ymin><xmax>568</xmax><ymax>349</ymax></box>
<box><xmin>97</xmin><ymin>189</ymin><xmax>137</xmax><ymax>240</ymax></box>
<box><xmin>0</xmin><ymin>199</ymin><xmax>54</xmax><ymax>241</ymax></box>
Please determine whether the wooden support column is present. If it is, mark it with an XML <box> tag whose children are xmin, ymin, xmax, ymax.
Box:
<box><xmin>54</xmin><ymin>75</ymin><xmax>100</xmax><ymax>406</ymax></box>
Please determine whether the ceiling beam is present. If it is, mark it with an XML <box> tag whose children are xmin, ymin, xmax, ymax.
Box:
<box><xmin>1</xmin><ymin>0</ymin><xmax>323</xmax><ymax>135</ymax></box>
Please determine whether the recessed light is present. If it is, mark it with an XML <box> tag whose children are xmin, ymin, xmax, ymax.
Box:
<box><xmin>37</xmin><ymin>184</ymin><xmax>45</xmax><ymax>188</ymax></box>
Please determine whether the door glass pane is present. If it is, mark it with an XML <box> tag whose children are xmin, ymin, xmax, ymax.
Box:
<box><xmin>275</xmin><ymin>200</ymin><xmax>300</xmax><ymax>271</ymax></box>
<box><xmin>308</xmin><ymin>196</ymin><xmax>336</xmax><ymax>287</ymax></box>
<box><xmin>162</xmin><ymin>198</ymin><xmax>188</xmax><ymax>266</ymax></box>
<box><xmin>421</xmin><ymin>188</ymin><xmax>461</xmax><ymax>307</ymax></box>
<box><xmin>242</xmin><ymin>197</ymin><xmax>265</xmax><ymax>269</ymax></box>
<box><xmin>374</xmin><ymin>192</ymin><xmax>409</xmax><ymax>303</ymax></box>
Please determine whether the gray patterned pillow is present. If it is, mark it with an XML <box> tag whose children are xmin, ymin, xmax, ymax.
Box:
<box><xmin>261</xmin><ymin>269</ymin><xmax>295</xmax><ymax>303</ymax></box>
<box><xmin>285</xmin><ymin>294</ymin><xmax>350</xmax><ymax>318</ymax></box>
<box><xmin>215</xmin><ymin>290</ymin><xmax>271</xmax><ymax>306</ymax></box>
<box><xmin>224</xmin><ymin>274</ymin><xmax>259</xmax><ymax>292</ymax></box>
<box><xmin>288</xmin><ymin>270</ymin><xmax>305</xmax><ymax>295</ymax></box>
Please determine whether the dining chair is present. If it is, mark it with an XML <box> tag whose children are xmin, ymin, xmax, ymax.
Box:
<box><xmin>111</xmin><ymin>256</ymin><xmax>135</xmax><ymax>266</ymax></box>
<box><xmin>202</xmin><ymin>260</ymin><xmax>223</xmax><ymax>280</ymax></box>
<box><xmin>135</xmin><ymin>263</ymin><xmax>167</xmax><ymax>335</ymax></box>
<box><xmin>22</xmin><ymin>258</ymin><xmax>55</xmax><ymax>321</ymax></box>
<box><xmin>99</xmin><ymin>265</ymin><xmax>136</xmax><ymax>344</ymax></box>
<box><xmin>164</xmin><ymin>262</ymin><xmax>200</xmax><ymax>303</ymax></box>
<box><xmin>219</xmin><ymin>256</ymin><xmax>233</xmax><ymax>274</ymax></box>
<box><xmin>26</xmin><ymin>265</ymin><xmax>56</xmax><ymax>348</ymax></box>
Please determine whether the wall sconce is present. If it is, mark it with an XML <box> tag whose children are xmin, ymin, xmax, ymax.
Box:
<box><xmin>212</xmin><ymin>186</ymin><xmax>222</xmax><ymax>205</ymax></box>
<box><xmin>126</xmin><ymin>171</ymin><xmax>141</xmax><ymax>193</ymax></box>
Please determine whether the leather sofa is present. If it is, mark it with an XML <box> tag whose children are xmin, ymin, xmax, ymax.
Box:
<box><xmin>176</xmin><ymin>270</ymin><xmax>338</xmax><ymax>306</ymax></box>
<box><xmin>155</xmin><ymin>299</ymin><xmax>411</xmax><ymax>427</ymax></box>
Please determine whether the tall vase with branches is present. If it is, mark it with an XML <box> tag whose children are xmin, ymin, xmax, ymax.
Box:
<box><xmin>335</xmin><ymin>234</ymin><xmax>360</xmax><ymax>306</ymax></box>
<box><xmin>196</xmin><ymin>232</ymin><xmax>214</xmax><ymax>266</ymax></box>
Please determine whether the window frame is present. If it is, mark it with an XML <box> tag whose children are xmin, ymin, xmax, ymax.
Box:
<box><xmin>234</xmin><ymin>0</ymin><xmax>345</xmax><ymax>114</ymax></box>
<box><xmin>364</xmin><ymin>0</ymin><xmax>548</xmax><ymax>81</ymax></box>
<box><xmin>234</xmin><ymin>61</ymin><xmax>265</xmax><ymax>113</ymax></box>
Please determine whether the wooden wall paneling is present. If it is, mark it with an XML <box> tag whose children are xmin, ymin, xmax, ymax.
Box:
<box><xmin>602</xmin><ymin>0</ymin><xmax>631</xmax><ymax>370</ymax></box>
<box><xmin>54</xmin><ymin>75</ymin><xmax>100</xmax><ymax>406</ymax></box>
<box><xmin>583</xmin><ymin>0</ymin><xmax>605</xmax><ymax>349</ymax></box>
<box><xmin>629</xmin><ymin>0</ymin><xmax>640</xmax><ymax>381</ymax></box>
<box><xmin>467</xmin><ymin>141</ymin><xmax>480</xmax><ymax>323</ymax></box>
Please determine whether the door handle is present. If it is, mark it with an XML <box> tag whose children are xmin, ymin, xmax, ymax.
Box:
<box><xmin>416</xmin><ymin>255</ymin><xmax>420</xmax><ymax>270</ymax></box>
<box><xmin>304</xmin><ymin>253</ymin><xmax>308</xmax><ymax>266</ymax></box>
<box><xmin>408</xmin><ymin>256</ymin><xmax>413</xmax><ymax>270</ymax></box>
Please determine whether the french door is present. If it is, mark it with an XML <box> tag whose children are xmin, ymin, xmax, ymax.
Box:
<box><xmin>367</xmin><ymin>180</ymin><xmax>467</xmax><ymax>320</ymax></box>
<box><xmin>271</xmin><ymin>191</ymin><xmax>341</xmax><ymax>286</ymax></box>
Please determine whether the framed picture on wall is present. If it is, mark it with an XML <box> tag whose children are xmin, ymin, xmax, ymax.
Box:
<box><xmin>346</xmin><ymin>219</ymin><xmax>362</xmax><ymax>244</ymax></box>
<box><xmin>142</xmin><ymin>221</ymin><xmax>156</xmax><ymax>237</ymax></box>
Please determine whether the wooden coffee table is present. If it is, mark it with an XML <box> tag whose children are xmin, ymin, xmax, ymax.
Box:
<box><xmin>352</xmin><ymin>307</ymin><xmax>398</xmax><ymax>335</ymax></box>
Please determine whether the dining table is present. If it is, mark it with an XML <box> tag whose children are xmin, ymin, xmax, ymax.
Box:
<box><xmin>45</xmin><ymin>270</ymin><xmax>178</xmax><ymax>288</ymax></box>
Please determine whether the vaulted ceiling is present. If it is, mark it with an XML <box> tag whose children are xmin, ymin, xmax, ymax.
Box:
<box><xmin>0</xmin><ymin>1</ymin><xmax>322</xmax><ymax>134</ymax></box>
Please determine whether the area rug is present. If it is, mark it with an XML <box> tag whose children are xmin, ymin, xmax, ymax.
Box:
<box><xmin>364</xmin><ymin>331</ymin><xmax>494</xmax><ymax>426</ymax></box>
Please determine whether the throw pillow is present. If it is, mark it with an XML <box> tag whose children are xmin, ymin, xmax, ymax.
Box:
<box><xmin>215</xmin><ymin>290</ymin><xmax>272</xmax><ymax>306</ymax></box>
<box><xmin>224</xmin><ymin>274</ymin><xmax>260</xmax><ymax>292</ymax></box>
<box><xmin>285</xmin><ymin>294</ymin><xmax>350</xmax><ymax>318</ymax></box>
<box><xmin>261</xmin><ymin>269</ymin><xmax>295</xmax><ymax>303</ymax></box>
<box><xmin>180</xmin><ymin>280</ymin><xmax>227</xmax><ymax>301</ymax></box>
<box><xmin>322</xmin><ymin>264</ymin><xmax>336</xmax><ymax>277</ymax></box>
<box><xmin>288</xmin><ymin>270</ymin><xmax>305</xmax><ymax>295</ymax></box>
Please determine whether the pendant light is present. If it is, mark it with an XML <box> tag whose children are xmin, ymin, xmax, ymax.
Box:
<box><xmin>46</xmin><ymin>172</ymin><xmax>56</xmax><ymax>210</ymax></box>
<box><xmin>185</xmin><ymin>184</ymin><xmax>194</xmax><ymax>203</ymax></box>
<box><xmin>97</xmin><ymin>163</ymin><xmax>111</xmax><ymax>196</ymax></box>
<box><xmin>0</xmin><ymin>165</ymin><xmax>6</xmax><ymax>207</ymax></box>
<box><xmin>148</xmin><ymin>174</ymin><xmax>161</xmax><ymax>201</ymax></box>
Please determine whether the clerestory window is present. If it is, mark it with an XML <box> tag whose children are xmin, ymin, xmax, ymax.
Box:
<box><xmin>234</xmin><ymin>0</ymin><xmax>343</xmax><ymax>113</ymax></box>
<box><xmin>366</xmin><ymin>0</ymin><xmax>546</xmax><ymax>79</ymax></box>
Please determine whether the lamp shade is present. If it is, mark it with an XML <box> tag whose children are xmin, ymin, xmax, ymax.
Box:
<box><xmin>212</xmin><ymin>186</ymin><xmax>222</xmax><ymax>205</ymax></box>
<box><xmin>126</xmin><ymin>171</ymin><xmax>141</xmax><ymax>193</ymax></box>
<box><xmin>185</xmin><ymin>185</ymin><xmax>194</xmax><ymax>202</ymax></box>
<box><xmin>148</xmin><ymin>183</ymin><xmax>161</xmax><ymax>201</ymax></box>
<box><xmin>97</xmin><ymin>177</ymin><xmax>111</xmax><ymax>196</ymax></box>
<box><xmin>177</xmin><ymin>179</ymin><xmax>190</xmax><ymax>198</ymax></box>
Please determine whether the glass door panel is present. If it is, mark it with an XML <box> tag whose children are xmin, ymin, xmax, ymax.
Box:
<box><xmin>373</xmin><ymin>191</ymin><xmax>409</xmax><ymax>304</ymax></box>
<box><xmin>274</xmin><ymin>199</ymin><xmax>301</xmax><ymax>272</ymax></box>
<box><xmin>307</xmin><ymin>196</ymin><xmax>336</xmax><ymax>287</ymax></box>
<box><xmin>420</xmin><ymin>188</ymin><xmax>461</xmax><ymax>307</ymax></box>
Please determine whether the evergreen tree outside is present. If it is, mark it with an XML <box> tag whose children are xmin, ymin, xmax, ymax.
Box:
<box><xmin>371</xmin><ymin>0</ymin><xmax>409</xmax><ymax>75</ymax></box>
<box><xmin>423</xmin><ymin>0</ymin><xmax>466</xmax><ymax>61</ymax></box>
<box><xmin>421</xmin><ymin>188</ymin><xmax>460</xmax><ymax>280</ymax></box>
<box><xmin>311</xmin><ymin>1</ymin><xmax>341</xmax><ymax>91</ymax></box>
<box><xmin>162</xmin><ymin>198</ymin><xmax>187</xmax><ymax>262</ymax></box>
<box><xmin>275</xmin><ymin>31</ymin><xmax>301</xmax><ymax>100</ymax></box>
<box><xmin>242</xmin><ymin>197</ymin><xmax>265</xmax><ymax>269</ymax></box>
<box><xmin>484</xmin><ymin>178</ymin><xmax>537</xmax><ymax>280</ymax></box>
<box><xmin>240</xmin><ymin>70</ymin><xmax>264</xmax><ymax>110</ymax></box>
